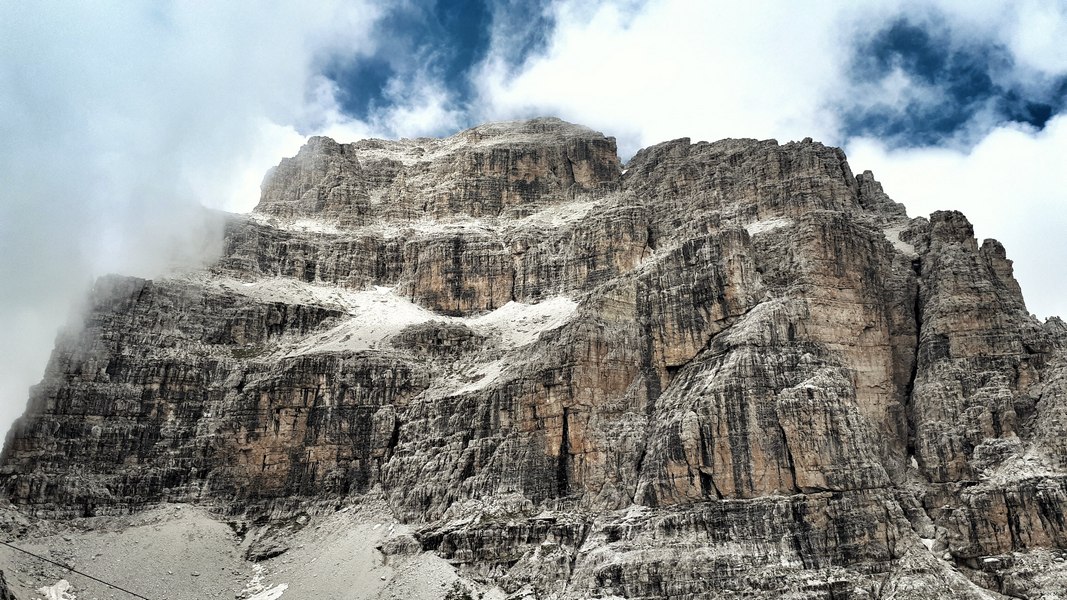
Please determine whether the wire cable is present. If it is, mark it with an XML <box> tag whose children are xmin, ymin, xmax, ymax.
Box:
<box><xmin>0</xmin><ymin>539</ymin><xmax>153</xmax><ymax>600</ymax></box>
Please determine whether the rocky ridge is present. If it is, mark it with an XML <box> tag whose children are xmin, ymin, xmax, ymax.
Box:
<box><xmin>1</xmin><ymin>117</ymin><xmax>1065</xmax><ymax>599</ymax></box>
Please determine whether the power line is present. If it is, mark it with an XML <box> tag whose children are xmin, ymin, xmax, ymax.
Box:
<box><xmin>0</xmin><ymin>539</ymin><xmax>153</xmax><ymax>600</ymax></box>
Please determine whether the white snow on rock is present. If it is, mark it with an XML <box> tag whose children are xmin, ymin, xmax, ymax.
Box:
<box><xmin>509</xmin><ymin>199</ymin><xmax>598</xmax><ymax>230</ymax></box>
<box><xmin>468</xmin><ymin>297</ymin><xmax>578</xmax><ymax>348</ymax></box>
<box><xmin>282</xmin><ymin>287</ymin><xmax>439</xmax><ymax>356</ymax></box>
<box><xmin>171</xmin><ymin>268</ymin><xmax>581</xmax><ymax>359</ymax></box>
<box><xmin>980</xmin><ymin>448</ymin><xmax>1060</xmax><ymax>487</ymax></box>
<box><xmin>745</xmin><ymin>217</ymin><xmax>794</xmax><ymax>235</ymax></box>
<box><xmin>250</xmin><ymin>197</ymin><xmax>602</xmax><ymax>241</ymax></box>
<box><xmin>269</xmin><ymin>286</ymin><xmax>577</xmax><ymax>357</ymax></box>
<box><xmin>239</xmin><ymin>564</ymin><xmax>288</xmax><ymax>600</ymax></box>
<box><xmin>883</xmin><ymin>223</ymin><xmax>917</xmax><ymax>257</ymax></box>
<box><xmin>248</xmin><ymin>213</ymin><xmax>345</xmax><ymax>235</ymax></box>
<box><xmin>246</xmin><ymin>583</ymin><xmax>288</xmax><ymax>600</ymax></box>
<box><xmin>35</xmin><ymin>579</ymin><xmax>75</xmax><ymax>600</ymax></box>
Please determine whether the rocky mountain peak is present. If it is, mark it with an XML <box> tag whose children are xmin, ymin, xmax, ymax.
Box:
<box><xmin>255</xmin><ymin>117</ymin><xmax>621</xmax><ymax>225</ymax></box>
<box><xmin>1</xmin><ymin>119</ymin><xmax>1064</xmax><ymax>599</ymax></box>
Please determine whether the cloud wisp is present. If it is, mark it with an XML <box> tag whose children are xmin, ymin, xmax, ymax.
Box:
<box><xmin>0</xmin><ymin>2</ymin><xmax>388</xmax><ymax>432</ymax></box>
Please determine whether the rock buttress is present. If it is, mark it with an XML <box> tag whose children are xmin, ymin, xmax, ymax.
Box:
<box><xmin>3</xmin><ymin>120</ymin><xmax>1066</xmax><ymax>598</ymax></box>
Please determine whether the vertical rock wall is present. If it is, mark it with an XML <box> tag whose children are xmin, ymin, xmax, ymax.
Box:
<box><xmin>2</xmin><ymin>118</ymin><xmax>1065</xmax><ymax>598</ymax></box>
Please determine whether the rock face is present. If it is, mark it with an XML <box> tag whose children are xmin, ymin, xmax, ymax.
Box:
<box><xmin>2</xmin><ymin>117</ymin><xmax>1066</xmax><ymax>598</ymax></box>
<box><xmin>0</xmin><ymin>571</ymin><xmax>15</xmax><ymax>600</ymax></box>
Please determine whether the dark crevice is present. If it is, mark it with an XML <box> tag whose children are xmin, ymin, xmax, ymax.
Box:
<box><xmin>1005</xmin><ymin>497</ymin><xmax>1020</xmax><ymax>550</ymax></box>
<box><xmin>386</xmin><ymin>417</ymin><xmax>401</xmax><ymax>459</ymax></box>
<box><xmin>637</xmin><ymin>284</ymin><xmax>663</xmax><ymax>417</ymax></box>
<box><xmin>633</xmin><ymin>443</ymin><xmax>647</xmax><ymax>485</ymax></box>
<box><xmin>448</xmin><ymin>237</ymin><xmax>465</xmax><ymax>308</ymax></box>
<box><xmin>409</xmin><ymin>245</ymin><xmax>420</xmax><ymax>304</ymax></box>
<box><xmin>509</xmin><ymin>258</ymin><xmax>519</xmax><ymax>302</ymax></box>
<box><xmin>698</xmin><ymin>470</ymin><xmax>723</xmax><ymax>500</ymax></box>
<box><xmin>899</xmin><ymin>254</ymin><xmax>952</xmax><ymax>560</ymax></box>
<box><xmin>697</xmin><ymin>427</ymin><xmax>724</xmax><ymax>500</ymax></box>
<box><xmin>632</xmin><ymin>281</ymin><xmax>662</xmax><ymax>504</ymax></box>
<box><xmin>558</xmin><ymin>407</ymin><xmax>570</xmax><ymax>497</ymax></box>
<box><xmin>777</xmin><ymin>421</ymin><xmax>800</xmax><ymax>493</ymax></box>
<box><xmin>904</xmin><ymin>257</ymin><xmax>923</xmax><ymax>460</ymax></box>
<box><xmin>562</xmin><ymin>153</ymin><xmax>576</xmax><ymax>191</ymax></box>
<box><xmin>645</xmin><ymin>224</ymin><xmax>657</xmax><ymax>255</ymax></box>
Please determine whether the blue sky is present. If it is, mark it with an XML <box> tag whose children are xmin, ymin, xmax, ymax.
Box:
<box><xmin>289</xmin><ymin>1</ymin><xmax>1067</xmax><ymax>151</ymax></box>
<box><xmin>844</xmin><ymin>16</ymin><xmax>1067</xmax><ymax>146</ymax></box>
<box><xmin>1</xmin><ymin>0</ymin><xmax>1067</xmax><ymax>433</ymax></box>
<box><xmin>318</xmin><ymin>1</ymin><xmax>1067</xmax><ymax>151</ymax></box>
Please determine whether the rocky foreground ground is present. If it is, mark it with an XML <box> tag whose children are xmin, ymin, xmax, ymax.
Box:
<box><xmin>1</xmin><ymin>118</ymin><xmax>1065</xmax><ymax>598</ymax></box>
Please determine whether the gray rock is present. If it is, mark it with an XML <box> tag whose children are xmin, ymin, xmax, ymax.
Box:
<box><xmin>0</xmin><ymin>570</ymin><xmax>15</xmax><ymax>600</ymax></box>
<box><xmin>1</xmin><ymin>119</ymin><xmax>1065</xmax><ymax>598</ymax></box>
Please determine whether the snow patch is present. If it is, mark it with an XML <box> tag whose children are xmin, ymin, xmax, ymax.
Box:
<box><xmin>240</xmin><ymin>564</ymin><xmax>288</xmax><ymax>600</ymax></box>
<box><xmin>980</xmin><ymin>449</ymin><xmax>1060</xmax><ymax>486</ymax></box>
<box><xmin>272</xmin><ymin>287</ymin><xmax>578</xmax><ymax>357</ymax></box>
<box><xmin>510</xmin><ymin>199</ymin><xmax>598</xmax><ymax>230</ymax></box>
<box><xmin>283</xmin><ymin>287</ymin><xmax>438</xmax><ymax>356</ymax></box>
<box><xmin>248</xmin><ymin>213</ymin><xmax>344</xmax><ymax>235</ymax></box>
<box><xmin>247</xmin><ymin>584</ymin><xmax>288</xmax><ymax>600</ymax></box>
<box><xmin>249</xmin><ymin>211</ymin><xmax>501</xmax><ymax>240</ymax></box>
<box><xmin>883</xmin><ymin>224</ymin><xmax>917</xmax><ymax>257</ymax></box>
<box><xmin>418</xmin><ymin>298</ymin><xmax>578</xmax><ymax>396</ymax></box>
<box><xmin>436</xmin><ymin>359</ymin><xmax>506</xmax><ymax>396</ymax></box>
<box><xmin>745</xmin><ymin>217</ymin><xmax>793</xmax><ymax>235</ymax></box>
<box><xmin>468</xmin><ymin>297</ymin><xmax>578</xmax><ymax>348</ymax></box>
<box><xmin>373</xmin><ymin>217</ymin><xmax>495</xmax><ymax>239</ymax></box>
<box><xmin>35</xmin><ymin>580</ymin><xmax>75</xmax><ymax>600</ymax></box>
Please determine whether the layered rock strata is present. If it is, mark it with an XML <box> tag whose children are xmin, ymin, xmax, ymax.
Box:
<box><xmin>0</xmin><ymin>571</ymin><xmax>15</xmax><ymax>600</ymax></box>
<box><xmin>2</xmin><ymin>118</ymin><xmax>1066</xmax><ymax>598</ymax></box>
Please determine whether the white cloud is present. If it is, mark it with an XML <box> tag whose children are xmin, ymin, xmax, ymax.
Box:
<box><xmin>477</xmin><ymin>0</ymin><xmax>858</xmax><ymax>157</ymax></box>
<box><xmin>0</xmin><ymin>1</ymin><xmax>446</xmax><ymax>435</ymax></box>
<box><xmin>475</xmin><ymin>0</ymin><xmax>1067</xmax><ymax>321</ymax></box>
<box><xmin>1010</xmin><ymin>1</ymin><xmax>1067</xmax><ymax>73</ymax></box>
<box><xmin>476</xmin><ymin>0</ymin><xmax>1067</xmax><ymax>153</ymax></box>
<box><xmin>846</xmin><ymin>115</ymin><xmax>1067</xmax><ymax>319</ymax></box>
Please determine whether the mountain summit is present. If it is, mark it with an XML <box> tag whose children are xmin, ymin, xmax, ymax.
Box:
<box><xmin>2</xmin><ymin>118</ymin><xmax>1065</xmax><ymax>599</ymax></box>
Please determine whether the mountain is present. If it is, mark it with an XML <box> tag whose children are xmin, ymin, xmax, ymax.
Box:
<box><xmin>1</xmin><ymin>118</ymin><xmax>1065</xmax><ymax>599</ymax></box>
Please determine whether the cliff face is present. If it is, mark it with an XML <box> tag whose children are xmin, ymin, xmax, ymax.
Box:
<box><xmin>2</xmin><ymin>118</ymin><xmax>1066</xmax><ymax>599</ymax></box>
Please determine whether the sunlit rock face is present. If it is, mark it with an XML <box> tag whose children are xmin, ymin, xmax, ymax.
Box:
<box><xmin>3</xmin><ymin>117</ymin><xmax>1066</xmax><ymax>598</ymax></box>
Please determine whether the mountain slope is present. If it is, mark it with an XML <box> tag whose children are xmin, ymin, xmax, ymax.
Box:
<box><xmin>2</xmin><ymin>118</ymin><xmax>1065</xmax><ymax>599</ymax></box>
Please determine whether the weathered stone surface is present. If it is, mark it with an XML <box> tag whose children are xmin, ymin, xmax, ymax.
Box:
<box><xmin>0</xmin><ymin>570</ymin><xmax>15</xmax><ymax>600</ymax></box>
<box><xmin>255</xmin><ymin>117</ymin><xmax>621</xmax><ymax>223</ymax></box>
<box><xmin>2</xmin><ymin>119</ymin><xmax>1065</xmax><ymax>598</ymax></box>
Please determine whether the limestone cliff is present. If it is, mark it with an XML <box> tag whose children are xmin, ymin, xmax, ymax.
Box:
<box><xmin>2</xmin><ymin>118</ymin><xmax>1065</xmax><ymax>599</ymax></box>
